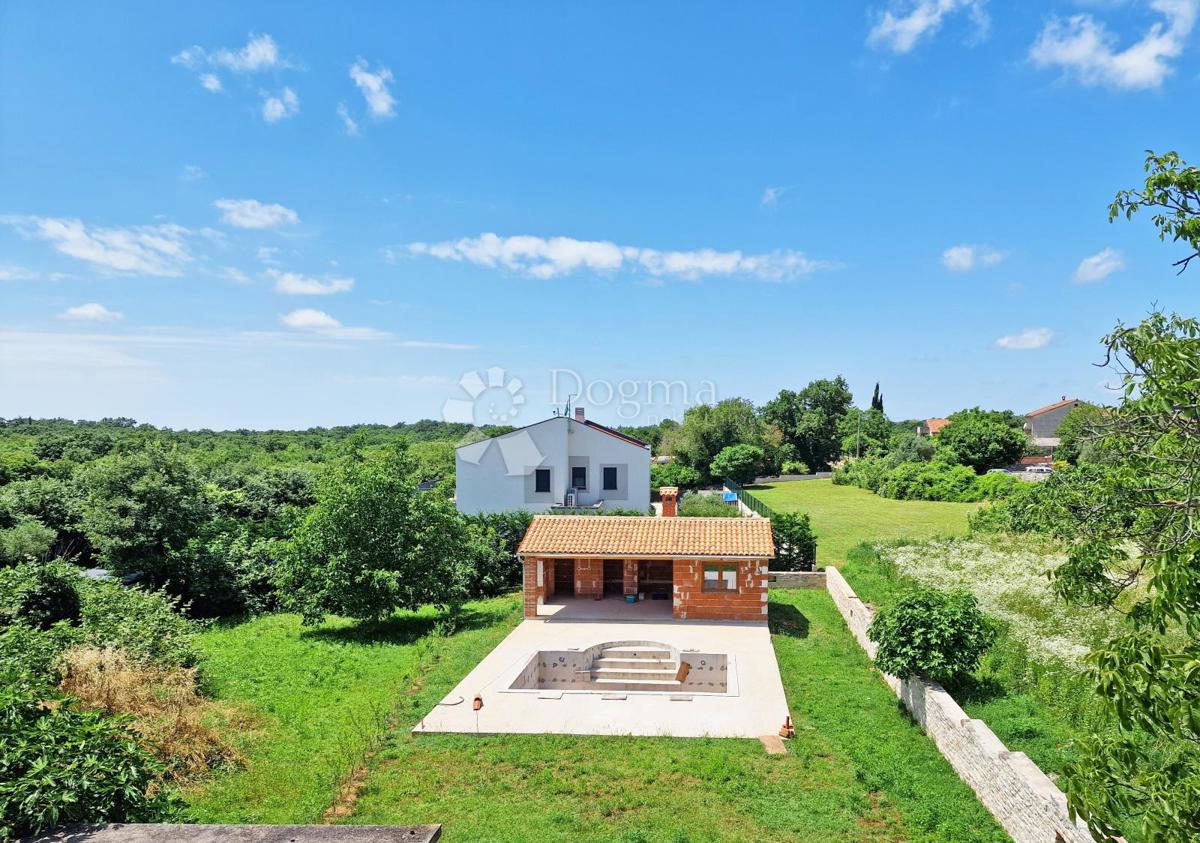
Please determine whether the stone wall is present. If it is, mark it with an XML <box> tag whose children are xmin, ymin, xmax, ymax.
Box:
<box><xmin>767</xmin><ymin>570</ymin><xmax>826</xmax><ymax>589</ymax></box>
<box><xmin>823</xmin><ymin>567</ymin><xmax>1093</xmax><ymax>843</ymax></box>
<box><xmin>672</xmin><ymin>560</ymin><xmax>768</xmax><ymax>621</ymax></box>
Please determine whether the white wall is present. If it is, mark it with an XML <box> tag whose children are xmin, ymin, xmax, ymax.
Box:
<box><xmin>454</xmin><ymin>416</ymin><xmax>650</xmax><ymax>515</ymax></box>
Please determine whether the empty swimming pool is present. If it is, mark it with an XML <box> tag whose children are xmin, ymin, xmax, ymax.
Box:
<box><xmin>504</xmin><ymin>639</ymin><xmax>735</xmax><ymax>696</ymax></box>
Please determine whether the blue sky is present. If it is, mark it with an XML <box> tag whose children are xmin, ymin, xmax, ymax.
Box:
<box><xmin>2</xmin><ymin>1</ymin><xmax>1199</xmax><ymax>430</ymax></box>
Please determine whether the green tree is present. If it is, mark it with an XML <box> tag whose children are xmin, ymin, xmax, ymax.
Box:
<box><xmin>77</xmin><ymin>443</ymin><xmax>209</xmax><ymax>585</ymax></box>
<box><xmin>276</xmin><ymin>442</ymin><xmax>472</xmax><ymax>624</ymax></box>
<box><xmin>769</xmin><ymin>511</ymin><xmax>816</xmax><ymax>571</ymax></box>
<box><xmin>935</xmin><ymin>408</ymin><xmax>1028</xmax><ymax>473</ymax></box>
<box><xmin>1110</xmin><ymin>150</ymin><xmax>1200</xmax><ymax>273</ymax></box>
<box><xmin>868</xmin><ymin>586</ymin><xmax>995</xmax><ymax>684</ymax></box>
<box><xmin>870</xmin><ymin>382</ymin><xmax>884</xmax><ymax>413</ymax></box>
<box><xmin>762</xmin><ymin>377</ymin><xmax>854</xmax><ymax>470</ymax></box>
<box><xmin>1048</xmin><ymin>312</ymin><xmax>1200</xmax><ymax>841</ymax></box>
<box><xmin>662</xmin><ymin>399</ymin><xmax>768</xmax><ymax>483</ymax></box>
<box><xmin>1054</xmin><ymin>402</ymin><xmax>1106</xmax><ymax>464</ymax></box>
<box><xmin>709</xmin><ymin>444</ymin><xmax>764</xmax><ymax>485</ymax></box>
<box><xmin>837</xmin><ymin>408</ymin><xmax>892</xmax><ymax>459</ymax></box>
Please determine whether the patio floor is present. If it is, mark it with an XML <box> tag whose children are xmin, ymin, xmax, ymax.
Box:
<box><xmin>536</xmin><ymin>595</ymin><xmax>674</xmax><ymax>621</ymax></box>
<box><xmin>413</xmin><ymin>613</ymin><xmax>789</xmax><ymax>739</ymax></box>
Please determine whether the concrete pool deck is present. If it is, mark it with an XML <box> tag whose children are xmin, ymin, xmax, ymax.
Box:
<box><xmin>414</xmin><ymin>608</ymin><xmax>790</xmax><ymax>739</ymax></box>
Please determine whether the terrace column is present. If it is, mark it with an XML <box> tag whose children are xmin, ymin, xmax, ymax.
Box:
<box><xmin>623</xmin><ymin>559</ymin><xmax>638</xmax><ymax>597</ymax></box>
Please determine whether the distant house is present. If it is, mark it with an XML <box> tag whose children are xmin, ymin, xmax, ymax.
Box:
<box><xmin>917</xmin><ymin>418</ymin><xmax>950</xmax><ymax>437</ymax></box>
<box><xmin>1024</xmin><ymin>398</ymin><xmax>1081</xmax><ymax>448</ymax></box>
<box><xmin>455</xmin><ymin>407</ymin><xmax>651</xmax><ymax>515</ymax></box>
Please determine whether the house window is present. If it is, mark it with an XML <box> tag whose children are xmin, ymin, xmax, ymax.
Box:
<box><xmin>602</xmin><ymin>466</ymin><xmax>618</xmax><ymax>491</ymax></box>
<box><xmin>534</xmin><ymin>468</ymin><xmax>551</xmax><ymax>493</ymax></box>
<box><xmin>571</xmin><ymin>466</ymin><xmax>587</xmax><ymax>489</ymax></box>
<box><xmin>702</xmin><ymin>563</ymin><xmax>739</xmax><ymax>593</ymax></box>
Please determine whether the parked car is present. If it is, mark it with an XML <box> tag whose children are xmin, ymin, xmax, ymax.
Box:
<box><xmin>1026</xmin><ymin>465</ymin><xmax>1052</xmax><ymax>474</ymax></box>
<box><xmin>986</xmin><ymin>468</ymin><xmax>1009</xmax><ymax>474</ymax></box>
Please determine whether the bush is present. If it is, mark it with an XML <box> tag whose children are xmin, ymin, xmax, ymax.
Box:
<box><xmin>832</xmin><ymin>455</ymin><xmax>891</xmax><ymax>492</ymax></box>
<box><xmin>877</xmin><ymin>461</ymin><xmax>979</xmax><ymax>502</ymax></box>
<box><xmin>769</xmin><ymin>512</ymin><xmax>817</xmax><ymax>571</ymax></box>
<box><xmin>780</xmin><ymin>459</ymin><xmax>811</xmax><ymax>475</ymax></box>
<box><xmin>0</xmin><ymin>561</ymin><xmax>81</xmax><ymax>629</ymax></box>
<box><xmin>677</xmin><ymin>494</ymin><xmax>741</xmax><ymax>518</ymax></box>
<box><xmin>461</xmin><ymin>510</ymin><xmax>533</xmax><ymax>598</ymax></box>
<box><xmin>77</xmin><ymin>581</ymin><xmax>198</xmax><ymax>670</ymax></box>
<box><xmin>650</xmin><ymin>461</ymin><xmax>702</xmax><ymax>490</ymax></box>
<box><xmin>0</xmin><ymin>622</ymin><xmax>81</xmax><ymax>687</ymax></box>
<box><xmin>868</xmin><ymin>586</ymin><xmax>996</xmax><ymax>683</ymax></box>
<box><xmin>0</xmin><ymin>518</ymin><xmax>56</xmax><ymax>566</ymax></box>
<box><xmin>0</xmin><ymin>686</ymin><xmax>169</xmax><ymax>839</ymax></box>
<box><xmin>974</xmin><ymin>471</ymin><xmax>1018</xmax><ymax>501</ymax></box>
<box><xmin>710</xmin><ymin>444</ymin><xmax>764</xmax><ymax>485</ymax></box>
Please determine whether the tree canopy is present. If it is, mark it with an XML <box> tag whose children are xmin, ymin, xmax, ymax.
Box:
<box><xmin>763</xmin><ymin>377</ymin><xmax>854</xmax><ymax>470</ymax></box>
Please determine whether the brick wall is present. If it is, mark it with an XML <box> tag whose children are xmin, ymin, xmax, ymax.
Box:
<box><xmin>522</xmin><ymin>558</ymin><xmax>543</xmax><ymax>619</ymax></box>
<box><xmin>824</xmin><ymin>567</ymin><xmax>1093</xmax><ymax>843</ymax></box>
<box><xmin>575</xmin><ymin>558</ymin><xmax>603</xmax><ymax>598</ymax></box>
<box><xmin>623</xmin><ymin>559</ymin><xmax>638</xmax><ymax>596</ymax></box>
<box><xmin>672</xmin><ymin>559</ymin><xmax>768</xmax><ymax>621</ymax></box>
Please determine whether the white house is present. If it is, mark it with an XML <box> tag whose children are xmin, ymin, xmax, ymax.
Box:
<box><xmin>454</xmin><ymin>407</ymin><xmax>651</xmax><ymax>515</ymax></box>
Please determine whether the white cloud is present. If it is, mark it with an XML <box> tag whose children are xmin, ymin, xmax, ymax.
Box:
<box><xmin>171</xmin><ymin>34</ymin><xmax>285</xmax><ymax>93</ymax></box>
<box><xmin>3</xmin><ymin>215</ymin><xmax>194</xmax><ymax>276</ymax></box>
<box><xmin>261</xmin><ymin>87</ymin><xmax>299</xmax><ymax>122</ymax></box>
<box><xmin>403</xmin><ymin>232</ymin><xmax>836</xmax><ymax>282</ymax></box>
<box><xmin>59</xmin><ymin>303</ymin><xmax>124</xmax><ymax>323</ymax></box>
<box><xmin>1029</xmin><ymin>0</ymin><xmax>1198</xmax><ymax>90</ymax></box>
<box><xmin>942</xmin><ymin>243</ymin><xmax>1006</xmax><ymax>271</ymax></box>
<box><xmin>280</xmin><ymin>308</ymin><xmax>388</xmax><ymax>340</ymax></box>
<box><xmin>213</xmin><ymin>198</ymin><xmax>299</xmax><ymax>229</ymax></box>
<box><xmin>994</xmin><ymin>327</ymin><xmax>1054</xmax><ymax>350</ymax></box>
<box><xmin>221</xmin><ymin>266</ymin><xmax>253</xmax><ymax>285</ymax></box>
<box><xmin>257</xmin><ymin>246</ymin><xmax>282</xmax><ymax>264</ymax></box>
<box><xmin>0</xmin><ymin>264</ymin><xmax>40</xmax><ymax>281</ymax></box>
<box><xmin>180</xmin><ymin>164</ymin><xmax>207</xmax><ymax>182</ymax></box>
<box><xmin>761</xmin><ymin>186</ymin><xmax>792</xmax><ymax>207</ymax></box>
<box><xmin>269</xmin><ymin>269</ymin><xmax>354</xmax><ymax>295</ymax></box>
<box><xmin>337</xmin><ymin>102</ymin><xmax>361</xmax><ymax>136</ymax></box>
<box><xmin>868</xmin><ymin>0</ymin><xmax>990</xmax><ymax>53</ymax></box>
<box><xmin>1074</xmin><ymin>247</ymin><xmax>1125</xmax><ymax>283</ymax></box>
<box><xmin>349</xmin><ymin>59</ymin><xmax>396</xmax><ymax>118</ymax></box>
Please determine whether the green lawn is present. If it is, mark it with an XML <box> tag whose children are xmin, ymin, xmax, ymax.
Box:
<box><xmin>748</xmin><ymin>479</ymin><xmax>981</xmax><ymax>563</ymax></box>
<box><xmin>186</xmin><ymin>591</ymin><xmax>1004</xmax><ymax>842</ymax></box>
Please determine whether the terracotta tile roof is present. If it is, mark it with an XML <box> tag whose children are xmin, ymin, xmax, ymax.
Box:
<box><xmin>1026</xmin><ymin>398</ymin><xmax>1079</xmax><ymax>418</ymax></box>
<box><xmin>1018</xmin><ymin>455</ymin><xmax>1052</xmax><ymax>466</ymax></box>
<box><xmin>925</xmin><ymin>418</ymin><xmax>950</xmax><ymax>434</ymax></box>
<box><xmin>518</xmin><ymin>515</ymin><xmax>775</xmax><ymax>560</ymax></box>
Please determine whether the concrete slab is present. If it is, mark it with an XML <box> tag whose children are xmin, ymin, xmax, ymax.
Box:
<box><xmin>537</xmin><ymin>595</ymin><xmax>673</xmax><ymax>621</ymax></box>
<box><xmin>414</xmin><ymin>617</ymin><xmax>790</xmax><ymax>739</ymax></box>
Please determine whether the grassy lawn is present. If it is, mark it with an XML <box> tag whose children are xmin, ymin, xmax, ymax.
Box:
<box><xmin>188</xmin><ymin>588</ymin><xmax>1003</xmax><ymax>841</ymax></box>
<box><xmin>184</xmin><ymin>596</ymin><xmax>523</xmax><ymax>823</ymax></box>
<box><xmin>748</xmin><ymin>479</ymin><xmax>981</xmax><ymax>563</ymax></box>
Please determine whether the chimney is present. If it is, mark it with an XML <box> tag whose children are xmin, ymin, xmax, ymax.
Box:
<box><xmin>574</xmin><ymin>406</ymin><xmax>585</xmax><ymax>423</ymax></box>
<box><xmin>659</xmin><ymin>486</ymin><xmax>679</xmax><ymax>517</ymax></box>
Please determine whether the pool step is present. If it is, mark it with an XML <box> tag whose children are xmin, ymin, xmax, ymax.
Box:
<box><xmin>591</xmin><ymin>667</ymin><xmax>680</xmax><ymax>681</ymax></box>
<box><xmin>593</xmin><ymin>657</ymin><xmax>676</xmax><ymax>670</ymax></box>
<box><xmin>600</xmin><ymin>647</ymin><xmax>672</xmax><ymax>660</ymax></box>
<box><xmin>593</xmin><ymin>677</ymin><xmax>683</xmax><ymax>691</ymax></box>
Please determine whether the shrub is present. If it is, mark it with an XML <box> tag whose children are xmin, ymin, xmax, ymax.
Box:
<box><xmin>769</xmin><ymin>512</ymin><xmax>817</xmax><ymax>571</ymax></box>
<box><xmin>677</xmin><ymin>494</ymin><xmax>741</xmax><ymax>518</ymax></box>
<box><xmin>650</xmin><ymin>461</ymin><xmax>702</xmax><ymax>490</ymax></box>
<box><xmin>974</xmin><ymin>471</ymin><xmax>1018</xmax><ymax>501</ymax></box>
<box><xmin>832</xmin><ymin>455</ymin><xmax>891</xmax><ymax>492</ymax></box>
<box><xmin>58</xmin><ymin>647</ymin><xmax>242</xmax><ymax>785</ymax></box>
<box><xmin>0</xmin><ymin>518</ymin><xmax>56</xmax><ymax>566</ymax></box>
<box><xmin>0</xmin><ymin>686</ymin><xmax>169</xmax><ymax>839</ymax></box>
<box><xmin>710</xmin><ymin>444</ymin><xmax>764</xmax><ymax>485</ymax></box>
<box><xmin>0</xmin><ymin>560</ymin><xmax>82</xmax><ymax>629</ymax></box>
<box><xmin>780</xmin><ymin>459</ymin><xmax>811</xmax><ymax>475</ymax></box>
<box><xmin>0</xmin><ymin>621</ymin><xmax>81</xmax><ymax>687</ymax></box>
<box><xmin>868</xmin><ymin>586</ymin><xmax>996</xmax><ymax>683</ymax></box>
<box><xmin>461</xmin><ymin>510</ymin><xmax>533</xmax><ymax>598</ymax></box>
<box><xmin>77</xmin><ymin>581</ymin><xmax>198</xmax><ymax>669</ymax></box>
<box><xmin>877</xmin><ymin>461</ymin><xmax>979</xmax><ymax>502</ymax></box>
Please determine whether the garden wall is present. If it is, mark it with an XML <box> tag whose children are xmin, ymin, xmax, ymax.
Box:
<box><xmin>823</xmin><ymin>567</ymin><xmax>1093</xmax><ymax>843</ymax></box>
<box><xmin>767</xmin><ymin>570</ymin><xmax>826</xmax><ymax>589</ymax></box>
